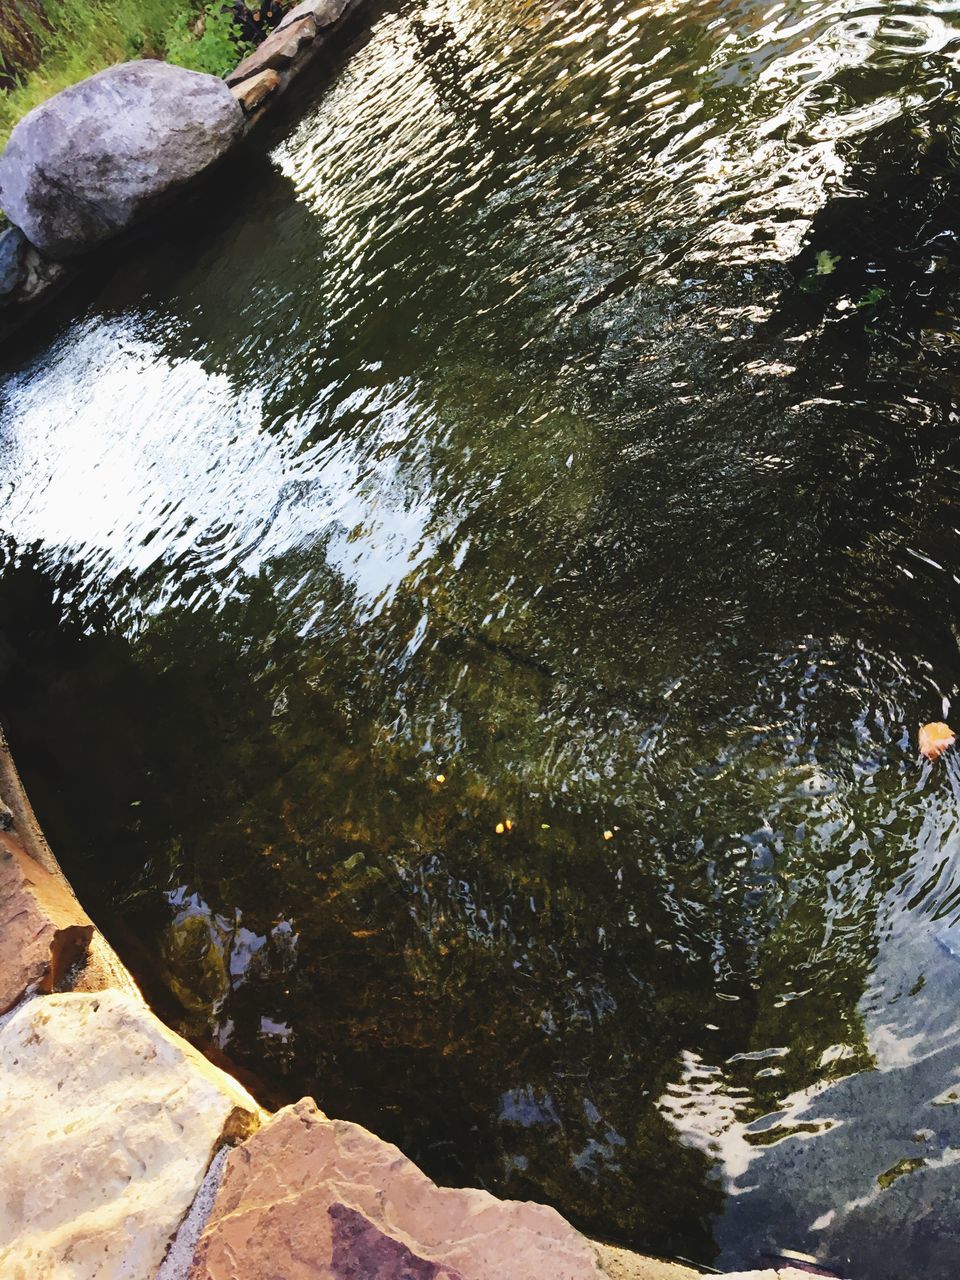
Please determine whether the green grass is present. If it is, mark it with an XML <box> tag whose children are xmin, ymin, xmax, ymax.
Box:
<box><xmin>0</xmin><ymin>0</ymin><xmax>252</xmax><ymax>149</ymax></box>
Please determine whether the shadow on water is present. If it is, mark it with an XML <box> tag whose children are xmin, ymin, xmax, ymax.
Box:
<box><xmin>9</xmin><ymin>0</ymin><xmax>960</xmax><ymax>1272</ymax></box>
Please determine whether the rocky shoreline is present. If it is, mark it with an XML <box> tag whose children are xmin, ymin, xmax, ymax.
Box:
<box><xmin>0</xmin><ymin>724</ymin><xmax>829</xmax><ymax>1277</ymax></box>
<box><xmin>0</xmin><ymin>0</ymin><xmax>367</xmax><ymax>337</ymax></box>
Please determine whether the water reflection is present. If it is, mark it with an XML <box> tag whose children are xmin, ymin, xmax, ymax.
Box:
<box><xmin>0</xmin><ymin>318</ymin><xmax>442</xmax><ymax>624</ymax></box>
<box><xmin>712</xmin><ymin>760</ymin><xmax>960</xmax><ymax>1276</ymax></box>
<box><xmin>5</xmin><ymin>0</ymin><xmax>960</xmax><ymax>1272</ymax></box>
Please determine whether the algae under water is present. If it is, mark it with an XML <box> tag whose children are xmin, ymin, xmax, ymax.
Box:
<box><xmin>6</xmin><ymin>0</ymin><xmax>960</xmax><ymax>1272</ymax></box>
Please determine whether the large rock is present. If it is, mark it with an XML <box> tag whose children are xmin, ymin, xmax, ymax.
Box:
<box><xmin>190</xmin><ymin>1098</ymin><xmax>615</xmax><ymax>1280</ymax></box>
<box><xmin>0</xmin><ymin>989</ymin><xmax>261</xmax><ymax>1278</ymax></box>
<box><xmin>0</xmin><ymin>61</ymin><xmax>244</xmax><ymax>259</ymax></box>
<box><xmin>0</xmin><ymin>831</ymin><xmax>93</xmax><ymax>1012</ymax></box>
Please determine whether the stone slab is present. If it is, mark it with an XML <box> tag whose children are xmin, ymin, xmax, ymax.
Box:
<box><xmin>230</xmin><ymin>67</ymin><xmax>280</xmax><ymax>113</ymax></box>
<box><xmin>0</xmin><ymin>830</ymin><xmax>93</xmax><ymax>1012</ymax></box>
<box><xmin>189</xmin><ymin>1097</ymin><xmax>618</xmax><ymax>1279</ymax></box>
<box><xmin>0</xmin><ymin>989</ymin><xmax>261</xmax><ymax>1278</ymax></box>
<box><xmin>277</xmin><ymin>0</ymin><xmax>350</xmax><ymax>33</ymax></box>
<box><xmin>226</xmin><ymin>17</ymin><xmax>317</xmax><ymax>86</ymax></box>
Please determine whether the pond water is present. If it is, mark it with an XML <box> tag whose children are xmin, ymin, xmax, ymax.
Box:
<box><xmin>5</xmin><ymin>0</ymin><xmax>960</xmax><ymax>1272</ymax></box>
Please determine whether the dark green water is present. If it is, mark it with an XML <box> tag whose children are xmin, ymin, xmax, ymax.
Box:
<box><xmin>7</xmin><ymin>0</ymin><xmax>960</xmax><ymax>1272</ymax></box>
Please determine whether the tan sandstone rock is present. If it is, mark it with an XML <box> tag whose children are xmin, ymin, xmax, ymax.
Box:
<box><xmin>0</xmin><ymin>988</ymin><xmax>261</xmax><ymax>1279</ymax></box>
<box><xmin>0</xmin><ymin>830</ymin><xmax>93</xmax><ymax>1012</ymax></box>
<box><xmin>192</xmin><ymin>1097</ymin><xmax>639</xmax><ymax>1280</ymax></box>
<box><xmin>230</xmin><ymin>68</ymin><xmax>280</xmax><ymax>113</ymax></box>
<box><xmin>226</xmin><ymin>17</ymin><xmax>318</xmax><ymax>86</ymax></box>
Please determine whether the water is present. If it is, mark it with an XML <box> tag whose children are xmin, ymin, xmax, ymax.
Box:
<box><xmin>5</xmin><ymin>0</ymin><xmax>960</xmax><ymax>1271</ymax></box>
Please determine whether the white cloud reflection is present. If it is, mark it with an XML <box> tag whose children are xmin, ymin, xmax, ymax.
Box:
<box><xmin>0</xmin><ymin>318</ymin><xmax>438</xmax><ymax>625</ymax></box>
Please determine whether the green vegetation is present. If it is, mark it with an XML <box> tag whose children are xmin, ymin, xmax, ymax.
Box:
<box><xmin>877</xmin><ymin>1157</ymin><xmax>926</xmax><ymax>1190</ymax></box>
<box><xmin>856</xmin><ymin>285</ymin><xmax>888</xmax><ymax>310</ymax></box>
<box><xmin>0</xmin><ymin>0</ymin><xmax>253</xmax><ymax>148</ymax></box>
<box><xmin>162</xmin><ymin>4</ymin><xmax>252</xmax><ymax>76</ymax></box>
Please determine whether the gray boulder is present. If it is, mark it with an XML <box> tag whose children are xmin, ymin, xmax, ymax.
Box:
<box><xmin>0</xmin><ymin>61</ymin><xmax>244</xmax><ymax>260</ymax></box>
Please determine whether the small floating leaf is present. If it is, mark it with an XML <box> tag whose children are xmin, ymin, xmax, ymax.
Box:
<box><xmin>919</xmin><ymin>721</ymin><xmax>955</xmax><ymax>761</ymax></box>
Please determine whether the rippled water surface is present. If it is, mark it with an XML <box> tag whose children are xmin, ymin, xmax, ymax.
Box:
<box><xmin>9</xmin><ymin>0</ymin><xmax>960</xmax><ymax>1271</ymax></box>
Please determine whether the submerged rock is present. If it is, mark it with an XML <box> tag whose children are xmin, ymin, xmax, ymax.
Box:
<box><xmin>0</xmin><ymin>61</ymin><xmax>243</xmax><ymax>259</ymax></box>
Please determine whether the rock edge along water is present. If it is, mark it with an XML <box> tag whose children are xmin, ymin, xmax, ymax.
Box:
<box><xmin>0</xmin><ymin>0</ymin><xmax>366</xmax><ymax>335</ymax></box>
<box><xmin>0</xmin><ymin>724</ymin><xmax>815</xmax><ymax>1277</ymax></box>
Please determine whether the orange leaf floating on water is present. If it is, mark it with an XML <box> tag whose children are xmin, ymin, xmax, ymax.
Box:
<box><xmin>920</xmin><ymin>721</ymin><xmax>956</xmax><ymax>761</ymax></box>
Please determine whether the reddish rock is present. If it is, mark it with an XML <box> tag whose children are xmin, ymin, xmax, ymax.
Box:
<box><xmin>189</xmin><ymin>1098</ymin><xmax>612</xmax><ymax>1279</ymax></box>
<box><xmin>230</xmin><ymin>67</ymin><xmax>280</xmax><ymax>113</ymax></box>
<box><xmin>0</xmin><ymin>831</ymin><xmax>93</xmax><ymax>1012</ymax></box>
<box><xmin>329</xmin><ymin>1203</ymin><xmax>465</xmax><ymax>1279</ymax></box>
<box><xmin>226</xmin><ymin>17</ymin><xmax>317</xmax><ymax>87</ymax></box>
